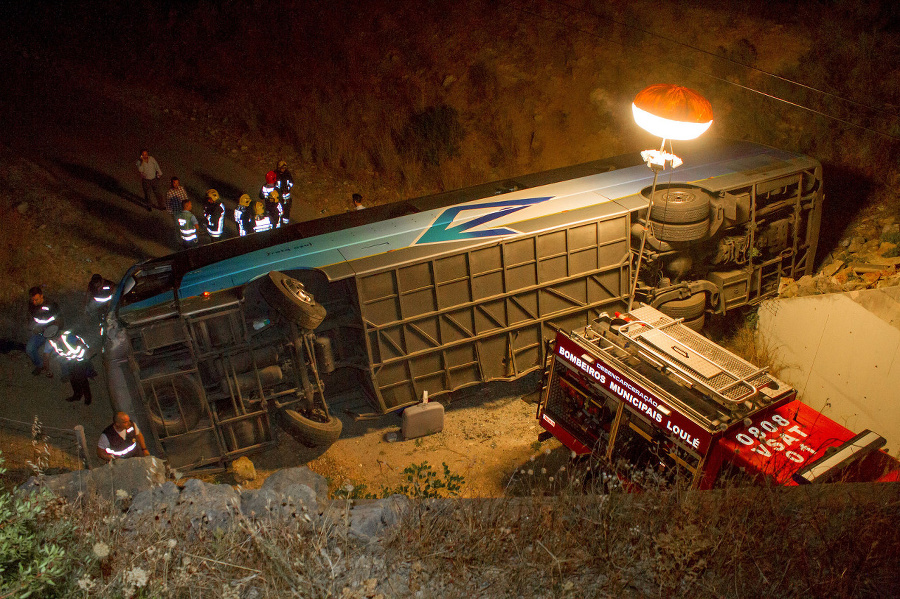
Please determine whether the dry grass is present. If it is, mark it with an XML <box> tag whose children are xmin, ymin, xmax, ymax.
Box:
<box><xmin>19</xmin><ymin>472</ymin><xmax>895</xmax><ymax>598</ymax></box>
<box><xmin>715</xmin><ymin>313</ymin><xmax>791</xmax><ymax>381</ymax></box>
<box><xmin>387</xmin><ymin>477</ymin><xmax>900</xmax><ymax>598</ymax></box>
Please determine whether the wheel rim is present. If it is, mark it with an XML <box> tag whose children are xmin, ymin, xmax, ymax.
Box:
<box><xmin>659</xmin><ymin>189</ymin><xmax>696</xmax><ymax>204</ymax></box>
<box><xmin>281</xmin><ymin>278</ymin><xmax>314</xmax><ymax>304</ymax></box>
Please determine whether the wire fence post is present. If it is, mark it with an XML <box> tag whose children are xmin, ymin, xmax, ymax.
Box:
<box><xmin>74</xmin><ymin>424</ymin><xmax>91</xmax><ymax>470</ymax></box>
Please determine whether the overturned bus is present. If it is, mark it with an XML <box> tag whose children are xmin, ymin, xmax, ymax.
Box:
<box><xmin>103</xmin><ymin>140</ymin><xmax>823</xmax><ymax>471</ymax></box>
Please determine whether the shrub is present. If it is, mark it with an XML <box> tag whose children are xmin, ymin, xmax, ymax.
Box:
<box><xmin>0</xmin><ymin>452</ymin><xmax>78</xmax><ymax>598</ymax></box>
<box><xmin>384</xmin><ymin>461</ymin><xmax>465</xmax><ymax>499</ymax></box>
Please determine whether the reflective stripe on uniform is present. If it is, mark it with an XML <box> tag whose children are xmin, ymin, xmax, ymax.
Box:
<box><xmin>209</xmin><ymin>209</ymin><xmax>225</xmax><ymax>238</ymax></box>
<box><xmin>254</xmin><ymin>216</ymin><xmax>272</xmax><ymax>233</ymax></box>
<box><xmin>105</xmin><ymin>441</ymin><xmax>137</xmax><ymax>457</ymax></box>
<box><xmin>178</xmin><ymin>217</ymin><xmax>198</xmax><ymax>241</ymax></box>
<box><xmin>34</xmin><ymin>305</ymin><xmax>57</xmax><ymax>325</ymax></box>
<box><xmin>49</xmin><ymin>332</ymin><xmax>88</xmax><ymax>362</ymax></box>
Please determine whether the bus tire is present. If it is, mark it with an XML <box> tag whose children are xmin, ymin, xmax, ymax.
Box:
<box><xmin>278</xmin><ymin>408</ymin><xmax>342</xmax><ymax>448</ymax></box>
<box><xmin>649</xmin><ymin>218</ymin><xmax>709</xmax><ymax>242</ymax></box>
<box><xmin>146</xmin><ymin>374</ymin><xmax>204</xmax><ymax>436</ymax></box>
<box><xmin>260</xmin><ymin>271</ymin><xmax>327</xmax><ymax>330</ymax></box>
<box><xmin>648</xmin><ymin>187</ymin><xmax>711</xmax><ymax>224</ymax></box>
<box><xmin>682</xmin><ymin>313</ymin><xmax>705</xmax><ymax>332</ymax></box>
<box><xmin>658</xmin><ymin>293</ymin><xmax>707</xmax><ymax>320</ymax></box>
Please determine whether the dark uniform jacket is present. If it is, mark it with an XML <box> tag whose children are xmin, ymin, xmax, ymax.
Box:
<box><xmin>100</xmin><ymin>423</ymin><xmax>139</xmax><ymax>459</ymax></box>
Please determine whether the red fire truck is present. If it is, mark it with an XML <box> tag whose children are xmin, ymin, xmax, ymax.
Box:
<box><xmin>537</xmin><ymin>305</ymin><xmax>900</xmax><ymax>488</ymax></box>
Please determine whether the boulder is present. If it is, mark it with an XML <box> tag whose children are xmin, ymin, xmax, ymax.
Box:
<box><xmin>125</xmin><ymin>481</ymin><xmax>181</xmax><ymax>528</ymax></box>
<box><xmin>18</xmin><ymin>469</ymin><xmax>93</xmax><ymax>503</ymax></box>
<box><xmin>795</xmin><ymin>275</ymin><xmax>818</xmax><ymax>296</ymax></box>
<box><xmin>261</xmin><ymin>467</ymin><xmax>328</xmax><ymax>508</ymax></box>
<box><xmin>231</xmin><ymin>456</ymin><xmax>257</xmax><ymax>484</ymax></box>
<box><xmin>348</xmin><ymin>495</ymin><xmax>411</xmax><ymax>543</ymax></box>
<box><xmin>821</xmin><ymin>260</ymin><xmax>844</xmax><ymax>278</ymax></box>
<box><xmin>877</xmin><ymin>242</ymin><xmax>897</xmax><ymax>256</ymax></box>
<box><xmin>18</xmin><ymin>457</ymin><xmax>165</xmax><ymax>503</ymax></box>
<box><xmin>174</xmin><ymin>478</ymin><xmax>241</xmax><ymax>533</ymax></box>
<box><xmin>240</xmin><ymin>485</ymin><xmax>317</xmax><ymax>524</ymax></box>
<box><xmin>91</xmin><ymin>457</ymin><xmax>166</xmax><ymax>502</ymax></box>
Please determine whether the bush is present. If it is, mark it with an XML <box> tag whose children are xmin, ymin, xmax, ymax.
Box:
<box><xmin>0</xmin><ymin>452</ymin><xmax>78</xmax><ymax>598</ymax></box>
<box><xmin>385</xmin><ymin>461</ymin><xmax>464</xmax><ymax>499</ymax></box>
<box><xmin>334</xmin><ymin>461</ymin><xmax>466</xmax><ymax>500</ymax></box>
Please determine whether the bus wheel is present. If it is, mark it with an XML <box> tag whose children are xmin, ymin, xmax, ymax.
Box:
<box><xmin>682</xmin><ymin>313</ymin><xmax>705</xmax><ymax>332</ymax></box>
<box><xmin>658</xmin><ymin>292</ymin><xmax>706</xmax><ymax>320</ymax></box>
<box><xmin>649</xmin><ymin>218</ymin><xmax>709</xmax><ymax>242</ymax></box>
<box><xmin>647</xmin><ymin>187</ymin><xmax>712</xmax><ymax>224</ymax></box>
<box><xmin>277</xmin><ymin>408</ymin><xmax>342</xmax><ymax>448</ymax></box>
<box><xmin>146</xmin><ymin>374</ymin><xmax>204</xmax><ymax>436</ymax></box>
<box><xmin>260</xmin><ymin>271</ymin><xmax>327</xmax><ymax>330</ymax></box>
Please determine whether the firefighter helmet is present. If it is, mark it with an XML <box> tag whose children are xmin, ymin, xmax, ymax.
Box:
<box><xmin>238</xmin><ymin>194</ymin><xmax>252</xmax><ymax>207</ymax></box>
<box><xmin>253</xmin><ymin>201</ymin><xmax>265</xmax><ymax>216</ymax></box>
<box><xmin>265</xmin><ymin>171</ymin><xmax>277</xmax><ymax>185</ymax></box>
<box><xmin>276</xmin><ymin>160</ymin><xmax>287</xmax><ymax>169</ymax></box>
<box><xmin>268</xmin><ymin>190</ymin><xmax>279</xmax><ymax>201</ymax></box>
<box><xmin>206</xmin><ymin>189</ymin><xmax>220</xmax><ymax>201</ymax></box>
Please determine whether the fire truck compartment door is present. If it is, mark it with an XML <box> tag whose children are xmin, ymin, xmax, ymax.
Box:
<box><xmin>636</xmin><ymin>329</ymin><xmax>723</xmax><ymax>379</ymax></box>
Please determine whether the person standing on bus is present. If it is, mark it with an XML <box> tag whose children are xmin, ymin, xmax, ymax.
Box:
<box><xmin>252</xmin><ymin>200</ymin><xmax>272</xmax><ymax>233</ymax></box>
<box><xmin>260</xmin><ymin>170</ymin><xmax>277</xmax><ymax>203</ymax></box>
<box><xmin>266</xmin><ymin>190</ymin><xmax>284</xmax><ymax>229</ymax></box>
<box><xmin>274</xmin><ymin>160</ymin><xmax>294</xmax><ymax>225</ymax></box>
<box><xmin>234</xmin><ymin>193</ymin><xmax>252</xmax><ymax>237</ymax></box>
<box><xmin>203</xmin><ymin>189</ymin><xmax>226</xmax><ymax>241</ymax></box>
<box><xmin>177</xmin><ymin>199</ymin><xmax>200</xmax><ymax>248</ymax></box>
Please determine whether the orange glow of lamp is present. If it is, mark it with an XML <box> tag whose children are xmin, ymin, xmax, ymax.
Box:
<box><xmin>632</xmin><ymin>84</ymin><xmax>713</xmax><ymax>169</ymax></box>
<box><xmin>628</xmin><ymin>84</ymin><xmax>713</xmax><ymax>310</ymax></box>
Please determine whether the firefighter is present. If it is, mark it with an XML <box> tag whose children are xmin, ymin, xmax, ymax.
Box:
<box><xmin>234</xmin><ymin>193</ymin><xmax>252</xmax><ymax>237</ymax></box>
<box><xmin>266</xmin><ymin>189</ymin><xmax>284</xmax><ymax>229</ymax></box>
<box><xmin>85</xmin><ymin>274</ymin><xmax>115</xmax><ymax>314</ymax></box>
<box><xmin>274</xmin><ymin>160</ymin><xmax>294</xmax><ymax>225</ymax></box>
<box><xmin>252</xmin><ymin>200</ymin><xmax>273</xmax><ymax>233</ymax></box>
<box><xmin>203</xmin><ymin>189</ymin><xmax>226</xmax><ymax>241</ymax></box>
<box><xmin>97</xmin><ymin>412</ymin><xmax>150</xmax><ymax>463</ymax></box>
<box><xmin>259</xmin><ymin>170</ymin><xmax>277</xmax><ymax>203</ymax></box>
<box><xmin>44</xmin><ymin>326</ymin><xmax>96</xmax><ymax>405</ymax></box>
<box><xmin>177</xmin><ymin>199</ymin><xmax>200</xmax><ymax>247</ymax></box>
<box><xmin>26</xmin><ymin>286</ymin><xmax>61</xmax><ymax>374</ymax></box>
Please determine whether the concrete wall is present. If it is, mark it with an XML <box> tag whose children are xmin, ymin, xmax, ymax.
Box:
<box><xmin>757</xmin><ymin>287</ymin><xmax>900</xmax><ymax>456</ymax></box>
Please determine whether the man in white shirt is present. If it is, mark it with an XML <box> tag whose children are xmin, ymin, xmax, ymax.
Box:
<box><xmin>136</xmin><ymin>148</ymin><xmax>164</xmax><ymax>211</ymax></box>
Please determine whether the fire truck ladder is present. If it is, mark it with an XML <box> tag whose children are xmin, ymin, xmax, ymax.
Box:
<box><xmin>619</xmin><ymin>305</ymin><xmax>774</xmax><ymax>409</ymax></box>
